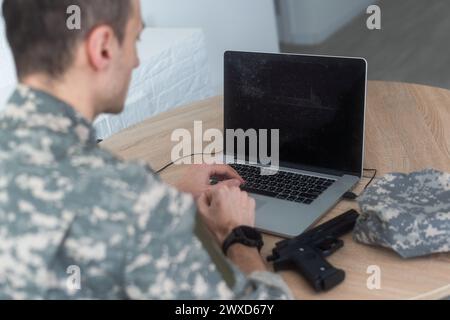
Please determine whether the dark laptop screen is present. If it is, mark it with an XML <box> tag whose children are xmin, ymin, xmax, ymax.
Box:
<box><xmin>224</xmin><ymin>51</ymin><xmax>366</xmax><ymax>177</ymax></box>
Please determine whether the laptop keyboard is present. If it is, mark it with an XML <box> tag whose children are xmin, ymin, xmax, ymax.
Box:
<box><xmin>230</xmin><ymin>164</ymin><xmax>335</xmax><ymax>205</ymax></box>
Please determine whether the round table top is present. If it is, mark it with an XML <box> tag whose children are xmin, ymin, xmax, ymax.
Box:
<box><xmin>102</xmin><ymin>80</ymin><xmax>450</xmax><ymax>300</ymax></box>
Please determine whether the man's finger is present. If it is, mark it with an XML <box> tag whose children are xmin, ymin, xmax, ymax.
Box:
<box><xmin>196</xmin><ymin>192</ymin><xmax>210</xmax><ymax>213</ymax></box>
<box><xmin>211</xmin><ymin>164</ymin><xmax>244</xmax><ymax>183</ymax></box>
<box><xmin>215</xmin><ymin>178</ymin><xmax>241</xmax><ymax>189</ymax></box>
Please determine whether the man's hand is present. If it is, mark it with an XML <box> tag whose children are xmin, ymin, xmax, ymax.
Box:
<box><xmin>197</xmin><ymin>185</ymin><xmax>256</xmax><ymax>246</ymax></box>
<box><xmin>176</xmin><ymin>164</ymin><xmax>245</xmax><ymax>199</ymax></box>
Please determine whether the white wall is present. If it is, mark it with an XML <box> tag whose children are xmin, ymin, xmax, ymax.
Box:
<box><xmin>277</xmin><ymin>0</ymin><xmax>375</xmax><ymax>45</ymax></box>
<box><xmin>0</xmin><ymin>0</ymin><xmax>281</xmax><ymax>106</ymax></box>
<box><xmin>141</xmin><ymin>0</ymin><xmax>280</xmax><ymax>94</ymax></box>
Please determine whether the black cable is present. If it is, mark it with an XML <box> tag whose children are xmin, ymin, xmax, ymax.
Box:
<box><xmin>362</xmin><ymin>168</ymin><xmax>377</xmax><ymax>191</ymax></box>
<box><xmin>343</xmin><ymin>168</ymin><xmax>378</xmax><ymax>200</ymax></box>
<box><xmin>155</xmin><ymin>152</ymin><xmax>222</xmax><ymax>174</ymax></box>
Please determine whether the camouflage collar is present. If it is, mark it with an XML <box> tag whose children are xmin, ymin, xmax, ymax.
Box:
<box><xmin>4</xmin><ymin>84</ymin><xmax>97</xmax><ymax>146</ymax></box>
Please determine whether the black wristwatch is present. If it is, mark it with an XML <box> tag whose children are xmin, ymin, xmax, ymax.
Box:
<box><xmin>222</xmin><ymin>226</ymin><xmax>264</xmax><ymax>256</ymax></box>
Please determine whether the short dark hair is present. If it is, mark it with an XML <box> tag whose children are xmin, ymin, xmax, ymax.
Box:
<box><xmin>2</xmin><ymin>0</ymin><xmax>132</xmax><ymax>79</ymax></box>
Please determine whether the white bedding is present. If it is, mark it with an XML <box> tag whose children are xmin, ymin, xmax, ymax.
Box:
<box><xmin>94</xmin><ymin>28</ymin><xmax>214</xmax><ymax>139</ymax></box>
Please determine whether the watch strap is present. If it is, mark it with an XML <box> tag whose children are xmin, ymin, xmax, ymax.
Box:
<box><xmin>222</xmin><ymin>226</ymin><xmax>264</xmax><ymax>256</ymax></box>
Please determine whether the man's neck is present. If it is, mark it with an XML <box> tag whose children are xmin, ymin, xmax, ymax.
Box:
<box><xmin>21</xmin><ymin>74</ymin><xmax>97</xmax><ymax>122</ymax></box>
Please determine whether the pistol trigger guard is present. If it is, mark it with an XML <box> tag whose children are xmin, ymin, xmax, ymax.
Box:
<box><xmin>317</xmin><ymin>238</ymin><xmax>344</xmax><ymax>256</ymax></box>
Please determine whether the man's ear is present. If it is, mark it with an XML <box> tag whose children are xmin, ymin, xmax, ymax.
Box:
<box><xmin>85</xmin><ymin>25</ymin><xmax>117</xmax><ymax>71</ymax></box>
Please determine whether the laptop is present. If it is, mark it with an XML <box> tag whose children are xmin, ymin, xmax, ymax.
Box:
<box><xmin>223</xmin><ymin>51</ymin><xmax>367</xmax><ymax>238</ymax></box>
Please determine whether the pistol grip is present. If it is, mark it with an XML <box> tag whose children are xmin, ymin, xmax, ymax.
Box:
<box><xmin>291</xmin><ymin>247</ymin><xmax>345</xmax><ymax>292</ymax></box>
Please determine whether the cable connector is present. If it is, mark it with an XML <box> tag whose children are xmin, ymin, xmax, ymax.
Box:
<box><xmin>343</xmin><ymin>192</ymin><xmax>358</xmax><ymax>200</ymax></box>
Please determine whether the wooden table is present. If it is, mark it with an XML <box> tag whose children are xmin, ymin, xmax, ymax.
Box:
<box><xmin>101</xmin><ymin>81</ymin><xmax>450</xmax><ymax>300</ymax></box>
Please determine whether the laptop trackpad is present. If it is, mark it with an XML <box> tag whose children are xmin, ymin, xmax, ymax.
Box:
<box><xmin>255</xmin><ymin>198</ymin><xmax>269</xmax><ymax>210</ymax></box>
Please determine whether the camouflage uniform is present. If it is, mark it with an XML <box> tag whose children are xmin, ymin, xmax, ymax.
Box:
<box><xmin>0</xmin><ymin>85</ymin><xmax>293</xmax><ymax>300</ymax></box>
<box><xmin>353</xmin><ymin>169</ymin><xmax>450</xmax><ymax>258</ymax></box>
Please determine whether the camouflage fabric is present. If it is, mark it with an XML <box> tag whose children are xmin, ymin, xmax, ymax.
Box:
<box><xmin>353</xmin><ymin>169</ymin><xmax>450</xmax><ymax>258</ymax></box>
<box><xmin>0</xmin><ymin>85</ymin><xmax>293</xmax><ymax>300</ymax></box>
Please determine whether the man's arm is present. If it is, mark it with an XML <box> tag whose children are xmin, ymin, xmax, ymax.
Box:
<box><xmin>196</xmin><ymin>186</ymin><xmax>293</xmax><ymax>299</ymax></box>
<box><xmin>178</xmin><ymin>165</ymin><xmax>293</xmax><ymax>299</ymax></box>
<box><xmin>123</xmin><ymin>174</ymin><xmax>292</xmax><ymax>300</ymax></box>
<box><xmin>226</xmin><ymin>245</ymin><xmax>267</xmax><ymax>275</ymax></box>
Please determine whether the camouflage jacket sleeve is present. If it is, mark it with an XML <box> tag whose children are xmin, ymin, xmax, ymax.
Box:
<box><xmin>123</xmin><ymin>173</ymin><xmax>293</xmax><ymax>300</ymax></box>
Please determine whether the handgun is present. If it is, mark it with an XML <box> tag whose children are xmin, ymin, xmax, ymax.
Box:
<box><xmin>267</xmin><ymin>209</ymin><xmax>359</xmax><ymax>292</ymax></box>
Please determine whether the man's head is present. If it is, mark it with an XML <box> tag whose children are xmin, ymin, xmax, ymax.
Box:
<box><xmin>2</xmin><ymin>0</ymin><xmax>143</xmax><ymax>116</ymax></box>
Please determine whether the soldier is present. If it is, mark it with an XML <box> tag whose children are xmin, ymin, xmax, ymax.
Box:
<box><xmin>0</xmin><ymin>0</ymin><xmax>293</xmax><ymax>299</ymax></box>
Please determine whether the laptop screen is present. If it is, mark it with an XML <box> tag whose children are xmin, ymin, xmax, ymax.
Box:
<box><xmin>224</xmin><ymin>51</ymin><xmax>366</xmax><ymax>177</ymax></box>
